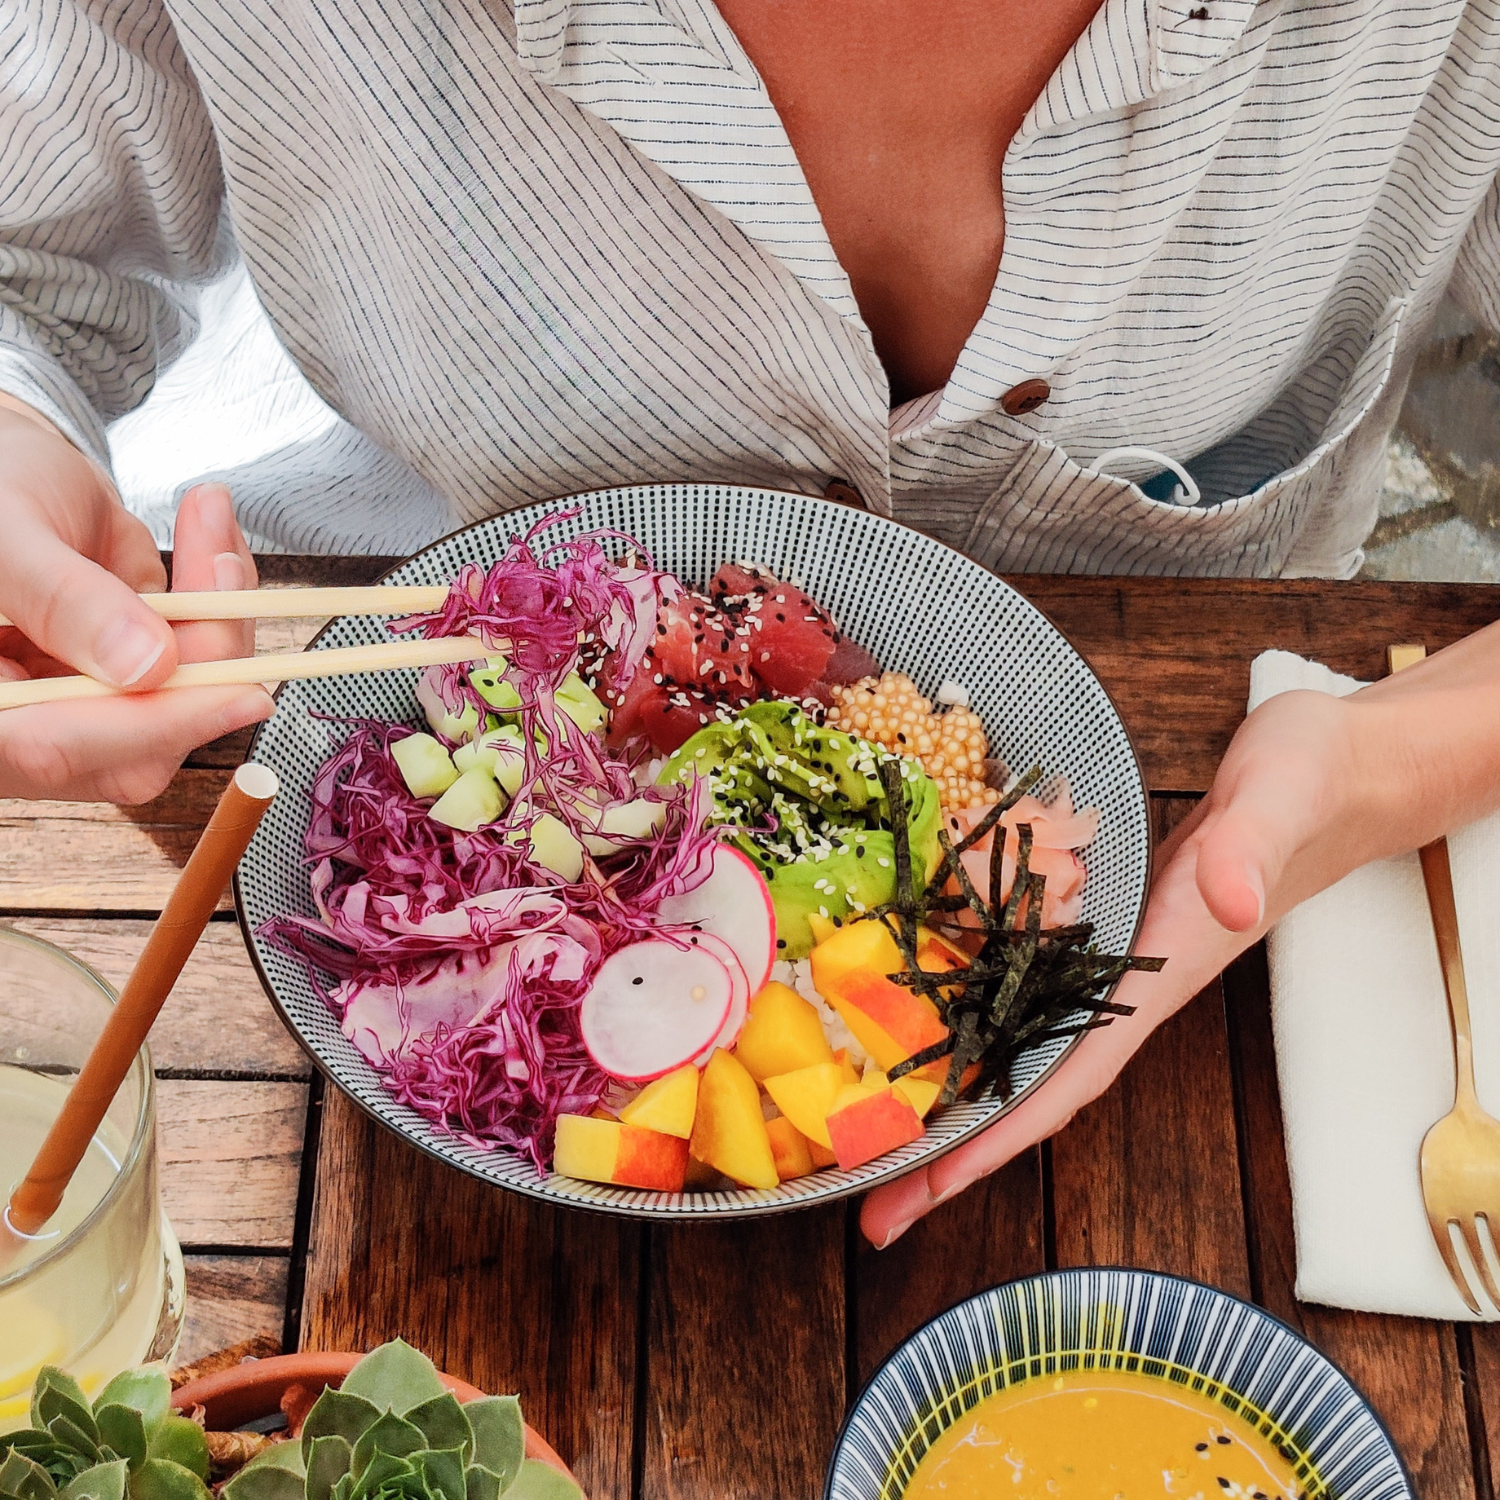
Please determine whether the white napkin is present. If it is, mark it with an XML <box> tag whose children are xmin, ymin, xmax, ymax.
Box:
<box><xmin>1252</xmin><ymin>650</ymin><xmax>1500</xmax><ymax>1320</ymax></box>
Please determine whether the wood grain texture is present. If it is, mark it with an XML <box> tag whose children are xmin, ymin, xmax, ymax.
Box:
<box><xmin>179</xmin><ymin>1254</ymin><xmax>288</xmax><ymax>1363</ymax></box>
<box><xmin>0</xmin><ymin>770</ymin><xmax>234</xmax><ymax>911</ymax></box>
<box><xmin>1050</xmin><ymin>798</ymin><xmax>1251</xmax><ymax>1294</ymax></box>
<box><xmin>1</xmin><ymin>916</ymin><xmax>307</xmax><ymax>1076</ymax></box>
<box><xmin>1222</xmin><ymin>943</ymin><xmax>1477</xmax><ymax>1498</ymax></box>
<box><xmin>853</xmin><ymin>1151</ymin><xmax>1045</xmax><ymax>1388</ymax></box>
<box><xmin>300</xmin><ymin>1090</ymin><xmax>637</xmax><ymax>1500</ymax></box>
<box><xmin>1008</xmin><ymin>576</ymin><xmax>1499</xmax><ymax>793</ymax></box>
<box><xmin>643</xmin><ymin>1209</ymin><xmax>845</xmax><ymax>1500</ymax></box>
<box><xmin>158</xmin><ymin>1079</ymin><xmax>307</xmax><ymax>1248</ymax></box>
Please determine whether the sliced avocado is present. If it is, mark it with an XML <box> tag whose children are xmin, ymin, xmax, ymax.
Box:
<box><xmin>391</xmin><ymin>732</ymin><xmax>460</xmax><ymax>799</ymax></box>
<box><xmin>661</xmin><ymin>703</ymin><xmax>943</xmax><ymax>959</ymax></box>
<box><xmin>428</xmin><ymin>765</ymin><xmax>504</xmax><ymax>831</ymax></box>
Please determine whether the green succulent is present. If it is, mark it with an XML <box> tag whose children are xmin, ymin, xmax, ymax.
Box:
<box><xmin>0</xmin><ymin>1366</ymin><xmax>211</xmax><ymax>1500</ymax></box>
<box><xmin>220</xmin><ymin>1343</ymin><xmax>578</xmax><ymax>1500</ymax></box>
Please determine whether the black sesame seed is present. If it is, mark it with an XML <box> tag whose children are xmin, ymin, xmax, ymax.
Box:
<box><xmin>631</xmin><ymin>976</ymin><xmax>644</xmax><ymax>986</ymax></box>
<box><xmin>777</xmin><ymin>938</ymin><xmax>787</xmax><ymax>949</ymax></box>
<box><xmin>1216</xmin><ymin>1437</ymin><xmax>1231</xmax><ymax>1446</ymax></box>
<box><xmin>1217</xmin><ymin>1483</ymin><xmax>1230</xmax><ymax>1492</ymax></box>
<box><xmin>1196</xmin><ymin>1444</ymin><xmax>1209</xmax><ymax>1453</ymax></box>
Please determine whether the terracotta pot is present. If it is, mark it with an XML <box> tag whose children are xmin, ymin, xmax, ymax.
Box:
<box><xmin>171</xmin><ymin>1352</ymin><xmax>577</xmax><ymax>1490</ymax></box>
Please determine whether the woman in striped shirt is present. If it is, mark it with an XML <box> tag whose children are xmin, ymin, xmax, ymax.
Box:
<box><xmin>4</xmin><ymin>0</ymin><xmax>1500</xmax><ymax>1240</ymax></box>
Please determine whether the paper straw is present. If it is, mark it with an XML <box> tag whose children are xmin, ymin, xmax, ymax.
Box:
<box><xmin>0</xmin><ymin>635</ymin><xmax>493</xmax><ymax>710</ymax></box>
<box><xmin>4</xmin><ymin>763</ymin><xmax>280</xmax><ymax>1241</ymax></box>
<box><xmin>0</xmin><ymin>585</ymin><xmax>451</xmax><ymax>628</ymax></box>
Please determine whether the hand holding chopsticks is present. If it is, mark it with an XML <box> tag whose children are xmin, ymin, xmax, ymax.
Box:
<box><xmin>0</xmin><ymin>586</ymin><xmax>488</xmax><ymax>711</ymax></box>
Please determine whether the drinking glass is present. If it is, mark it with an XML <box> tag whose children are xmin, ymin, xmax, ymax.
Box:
<box><xmin>0</xmin><ymin>928</ymin><xmax>184</xmax><ymax>1431</ymax></box>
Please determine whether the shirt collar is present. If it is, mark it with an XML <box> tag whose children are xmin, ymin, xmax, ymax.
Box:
<box><xmin>512</xmin><ymin>0</ymin><xmax>861</xmax><ymax>323</ymax></box>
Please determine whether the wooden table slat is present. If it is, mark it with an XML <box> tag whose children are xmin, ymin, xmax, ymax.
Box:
<box><xmin>158</xmin><ymin>1079</ymin><xmax>308</xmax><ymax>1248</ymax></box>
<box><xmin>300</xmin><ymin>1091</ymin><xmax>639</xmax><ymax>1500</ymax></box>
<box><xmin>1049</xmin><ymin>800</ymin><xmax>1252</xmax><ymax>1296</ymax></box>
<box><xmin>179</xmin><ymin>1254</ymin><xmax>290</xmax><ymax>1364</ymax></box>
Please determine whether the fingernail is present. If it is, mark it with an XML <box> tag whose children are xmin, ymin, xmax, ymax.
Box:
<box><xmin>213</xmin><ymin>551</ymin><xmax>246</xmax><ymax>592</ymax></box>
<box><xmin>94</xmin><ymin>616</ymin><xmax>166</xmax><ymax>687</ymax></box>
<box><xmin>1245</xmin><ymin>864</ymin><xmax>1266</xmax><ymax>927</ymax></box>
<box><xmin>933</xmin><ymin>1181</ymin><xmax>965</xmax><ymax>1207</ymax></box>
<box><xmin>193</xmin><ymin>484</ymin><xmax>236</xmax><ymax>550</ymax></box>
<box><xmin>877</xmin><ymin>1217</ymin><xmax>915</xmax><ymax>1250</ymax></box>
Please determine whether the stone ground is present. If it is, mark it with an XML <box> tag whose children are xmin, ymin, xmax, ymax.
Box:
<box><xmin>1364</xmin><ymin>299</ymin><xmax>1500</xmax><ymax>583</ymax></box>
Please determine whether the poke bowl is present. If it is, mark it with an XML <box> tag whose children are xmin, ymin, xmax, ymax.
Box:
<box><xmin>234</xmin><ymin>483</ymin><xmax>1151</xmax><ymax>1219</ymax></box>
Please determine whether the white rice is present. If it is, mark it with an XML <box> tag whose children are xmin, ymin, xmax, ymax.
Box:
<box><xmin>771</xmin><ymin>958</ymin><xmax>870</xmax><ymax>1071</ymax></box>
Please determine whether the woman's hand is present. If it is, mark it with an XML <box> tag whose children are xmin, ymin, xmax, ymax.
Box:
<box><xmin>0</xmin><ymin>403</ymin><xmax>273</xmax><ymax>804</ymax></box>
<box><xmin>860</xmin><ymin>638</ymin><xmax>1500</xmax><ymax>1249</ymax></box>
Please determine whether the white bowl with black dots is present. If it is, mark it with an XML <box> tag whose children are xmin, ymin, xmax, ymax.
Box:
<box><xmin>234</xmin><ymin>485</ymin><xmax>1151</xmax><ymax>1220</ymax></box>
<box><xmin>827</xmin><ymin>1269</ymin><xmax>1412</xmax><ymax>1500</ymax></box>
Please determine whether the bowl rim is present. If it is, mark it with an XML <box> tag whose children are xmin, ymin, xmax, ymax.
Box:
<box><xmin>232</xmin><ymin>483</ymin><xmax>1153</xmax><ymax>1219</ymax></box>
<box><xmin>822</xmin><ymin>1264</ymin><xmax>1416</xmax><ymax>1500</ymax></box>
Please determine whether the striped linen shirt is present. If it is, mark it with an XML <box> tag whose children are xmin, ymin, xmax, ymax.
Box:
<box><xmin>5</xmin><ymin>0</ymin><xmax>1500</xmax><ymax>574</ymax></box>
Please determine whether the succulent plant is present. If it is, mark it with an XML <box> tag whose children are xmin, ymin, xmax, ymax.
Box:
<box><xmin>0</xmin><ymin>1366</ymin><xmax>211</xmax><ymax>1500</ymax></box>
<box><xmin>1</xmin><ymin>1346</ymin><xmax>577</xmax><ymax>1500</ymax></box>
<box><xmin>219</xmin><ymin>1343</ymin><xmax>578</xmax><ymax>1500</ymax></box>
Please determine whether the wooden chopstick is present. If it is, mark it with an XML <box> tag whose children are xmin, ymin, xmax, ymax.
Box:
<box><xmin>0</xmin><ymin>585</ymin><xmax>451</xmax><ymax>628</ymax></box>
<box><xmin>0</xmin><ymin>635</ymin><xmax>494</xmax><ymax>710</ymax></box>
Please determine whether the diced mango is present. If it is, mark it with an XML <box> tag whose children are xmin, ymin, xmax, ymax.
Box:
<box><xmin>891</xmin><ymin>1075</ymin><xmax>941</xmax><ymax>1119</ymax></box>
<box><xmin>689</xmin><ymin>1050</ymin><xmax>778</xmax><ymax>1189</ymax></box>
<box><xmin>859</xmin><ymin>1064</ymin><xmax>943</xmax><ymax>1121</ymax></box>
<box><xmin>763</xmin><ymin>1062</ymin><xmax>845</xmax><ymax>1149</ymax></box>
<box><xmin>825</xmin><ymin>1085</ymin><xmax>926</xmax><ymax>1172</ymax></box>
<box><xmin>554</xmin><ymin>1115</ymin><xmax>689</xmax><ymax>1192</ymax></box>
<box><xmin>733</xmin><ymin>983</ymin><xmax>835</xmax><ymax>1081</ymax></box>
<box><xmin>810</xmin><ymin>920</ymin><xmax>953</xmax><ymax>1074</ymax></box>
<box><xmin>765</xmin><ymin>1116</ymin><xmax>815</xmax><ymax>1181</ymax></box>
<box><xmin>807</xmin><ymin>1139</ymin><xmax>837</xmax><ymax>1169</ymax></box>
<box><xmin>833</xmin><ymin>1049</ymin><xmax>861</xmax><ymax>1087</ymax></box>
<box><xmin>619</xmin><ymin>1064</ymin><xmax>699</xmax><ymax>1139</ymax></box>
<box><xmin>805</xmin><ymin>911</ymin><xmax>839</xmax><ymax>947</ymax></box>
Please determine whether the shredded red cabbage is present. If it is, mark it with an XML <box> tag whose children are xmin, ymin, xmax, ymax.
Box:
<box><xmin>260</xmin><ymin>521</ymin><xmax>718</xmax><ymax>1169</ymax></box>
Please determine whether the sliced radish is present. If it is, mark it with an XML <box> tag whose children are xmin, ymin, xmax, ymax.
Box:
<box><xmin>581</xmin><ymin>941</ymin><xmax>733</xmax><ymax>1082</ymax></box>
<box><xmin>677</xmin><ymin>929</ymin><xmax>750</xmax><ymax>1062</ymax></box>
<box><xmin>656</xmin><ymin>844</ymin><xmax>776</xmax><ymax>994</ymax></box>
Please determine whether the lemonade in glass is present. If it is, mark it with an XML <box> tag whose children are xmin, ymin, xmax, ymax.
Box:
<box><xmin>0</xmin><ymin>929</ymin><xmax>184</xmax><ymax>1430</ymax></box>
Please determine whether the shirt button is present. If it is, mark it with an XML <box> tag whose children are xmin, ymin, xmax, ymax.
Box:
<box><xmin>1001</xmin><ymin>379</ymin><xmax>1051</xmax><ymax>416</ymax></box>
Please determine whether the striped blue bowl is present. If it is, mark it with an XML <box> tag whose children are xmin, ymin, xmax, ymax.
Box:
<box><xmin>827</xmin><ymin>1268</ymin><xmax>1412</xmax><ymax>1500</ymax></box>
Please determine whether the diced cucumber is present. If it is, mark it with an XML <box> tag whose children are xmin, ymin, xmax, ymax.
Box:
<box><xmin>428</xmin><ymin>765</ymin><xmax>505</xmax><ymax>831</ymax></box>
<box><xmin>416</xmin><ymin>669</ymin><xmax>482</xmax><ymax>744</ymax></box>
<box><xmin>582</xmin><ymin>798</ymin><xmax>667</xmax><ymax>855</ymax></box>
<box><xmin>469</xmin><ymin>659</ymin><xmax>523</xmax><ymax>712</ymax></box>
<box><xmin>555</xmin><ymin>673</ymin><xmax>606</xmax><ymax>735</ymax></box>
<box><xmin>453</xmin><ymin>725</ymin><xmax>528</xmax><ymax>795</ymax></box>
<box><xmin>527</xmin><ymin>813</ymin><xmax>585</xmax><ymax>881</ymax></box>
<box><xmin>391</xmin><ymin>732</ymin><xmax>461</xmax><ymax>798</ymax></box>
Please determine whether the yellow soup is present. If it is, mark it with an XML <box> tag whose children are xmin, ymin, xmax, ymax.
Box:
<box><xmin>903</xmin><ymin>1367</ymin><xmax>1307</xmax><ymax>1500</ymax></box>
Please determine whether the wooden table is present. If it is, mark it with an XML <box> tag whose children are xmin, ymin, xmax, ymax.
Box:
<box><xmin>5</xmin><ymin>562</ymin><xmax>1499</xmax><ymax>1499</ymax></box>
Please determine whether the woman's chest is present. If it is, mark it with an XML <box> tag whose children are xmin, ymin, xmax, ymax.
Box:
<box><xmin>710</xmin><ymin>0</ymin><xmax>1105</xmax><ymax>403</ymax></box>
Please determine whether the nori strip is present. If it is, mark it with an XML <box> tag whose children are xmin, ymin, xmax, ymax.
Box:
<box><xmin>860</xmin><ymin>764</ymin><xmax>1164</xmax><ymax>1106</ymax></box>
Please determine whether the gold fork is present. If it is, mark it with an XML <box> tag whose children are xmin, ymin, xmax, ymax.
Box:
<box><xmin>1391</xmin><ymin>643</ymin><xmax>1500</xmax><ymax>1314</ymax></box>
